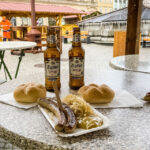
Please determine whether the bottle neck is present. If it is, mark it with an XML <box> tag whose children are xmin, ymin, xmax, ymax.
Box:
<box><xmin>72</xmin><ymin>33</ymin><xmax>81</xmax><ymax>47</ymax></box>
<box><xmin>47</xmin><ymin>34</ymin><xmax>56</xmax><ymax>48</ymax></box>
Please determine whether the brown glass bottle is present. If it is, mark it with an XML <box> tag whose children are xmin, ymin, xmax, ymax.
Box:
<box><xmin>44</xmin><ymin>27</ymin><xmax>61</xmax><ymax>91</ymax></box>
<box><xmin>69</xmin><ymin>27</ymin><xmax>85</xmax><ymax>90</ymax></box>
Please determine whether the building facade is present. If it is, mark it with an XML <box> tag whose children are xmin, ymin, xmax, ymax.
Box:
<box><xmin>98</xmin><ymin>0</ymin><xmax>113</xmax><ymax>14</ymax></box>
<box><xmin>143</xmin><ymin>0</ymin><xmax>150</xmax><ymax>7</ymax></box>
<box><xmin>113</xmin><ymin>0</ymin><xmax>128</xmax><ymax>10</ymax></box>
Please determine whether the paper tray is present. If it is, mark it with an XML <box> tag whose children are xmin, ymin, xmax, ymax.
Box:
<box><xmin>38</xmin><ymin>105</ymin><xmax>110</xmax><ymax>137</ymax></box>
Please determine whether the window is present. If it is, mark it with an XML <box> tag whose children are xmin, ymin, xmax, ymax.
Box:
<box><xmin>10</xmin><ymin>17</ymin><xmax>16</xmax><ymax>26</ymax></box>
<box><xmin>37</xmin><ymin>18</ymin><xmax>43</xmax><ymax>26</ymax></box>
<box><xmin>22</xmin><ymin>17</ymin><xmax>29</xmax><ymax>26</ymax></box>
<box><xmin>105</xmin><ymin>8</ymin><xmax>107</xmax><ymax>13</ymax></box>
<box><xmin>99</xmin><ymin>8</ymin><xmax>102</xmax><ymax>12</ymax></box>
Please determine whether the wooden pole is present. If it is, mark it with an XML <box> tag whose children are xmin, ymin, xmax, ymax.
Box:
<box><xmin>31</xmin><ymin>0</ymin><xmax>36</xmax><ymax>27</ymax></box>
<box><xmin>59</xmin><ymin>15</ymin><xmax>62</xmax><ymax>26</ymax></box>
<box><xmin>77</xmin><ymin>15</ymin><xmax>82</xmax><ymax>21</ymax></box>
<box><xmin>55</xmin><ymin>16</ymin><xmax>59</xmax><ymax>26</ymax></box>
<box><xmin>125</xmin><ymin>0</ymin><xmax>143</xmax><ymax>55</ymax></box>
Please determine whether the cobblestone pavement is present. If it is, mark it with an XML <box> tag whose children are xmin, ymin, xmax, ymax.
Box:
<box><xmin>0</xmin><ymin>43</ymin><xmax>150</xmax><ymax>150</ymax></box>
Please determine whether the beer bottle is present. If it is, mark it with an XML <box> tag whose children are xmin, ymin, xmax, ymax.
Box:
<box><xmin>69</xmin><ymin>27</ymin><xmax>85</xmax><ymax>89</ymax></box>
<box><xmin>44</xmin><ymin>27</ymin><xmax>61</xmax><ymax>91</ymax></box>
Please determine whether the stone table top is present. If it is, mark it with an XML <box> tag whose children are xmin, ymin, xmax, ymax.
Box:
<box><xmin>0</xmin><ymin>69</ymin><xmax>150</xmax><ymax>150</ymax></box>
<box><xmin>110</xmin><ymin>55</ymin><xmax>150</xmax><ymax>74</ymax></box>
<box><xmin>0</xmin><ymin>41</ymin><xmax>36</xmax><ymax>51</ymax></box>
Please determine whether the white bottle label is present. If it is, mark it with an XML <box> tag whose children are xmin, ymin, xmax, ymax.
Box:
<box><xmin>45</xmin><ymin>58</ymin><xmax>60</xmax><ymax>80</ymax></box>
<box><xmin>73</xmin><ymin>34</ymin><xmax>81</xmax><ymax>43</ymax></box>
<box><xmin>69</xmin><ymin>57</ymin><xmax>84</xmax><ymax>79</ymax></box>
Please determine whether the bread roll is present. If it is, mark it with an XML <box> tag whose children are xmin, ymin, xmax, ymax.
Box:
<box><xmin>78</xmin><ymin>84</ymin><xmax>115</xmax><ymax>104</ymax></box>
<box><xmin>144</xmin><ymin>92</ymin><xmax>150</xmax><ymax>101</ymax></box>
<box><xmin>14</xmin><ymin>83</ymin><xmax>46</xmax><ymax>103</ymax></box>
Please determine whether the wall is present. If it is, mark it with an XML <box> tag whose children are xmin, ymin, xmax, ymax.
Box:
<box><xmin>98</xmin><ymin>0</ymin><xmax>113</xmax><ymax>14</ymax></box>
<box><xmin>113</xmin><ymin>0</ymin><xmax>128</xmax><ymax>10</ymax></box>
<box><xmin>143</xmin><ymin>0</ymin><xmax>150</xmax><ymax>7</ymax></box>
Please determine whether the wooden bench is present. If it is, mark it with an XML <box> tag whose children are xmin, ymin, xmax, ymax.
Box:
<box><xmin>113</xmin><ymin>31</ymin><xmax>141</xmax><ymax>57</ymax></box>
<box><xmin>143</xmin><ymin>34</ymin><xmax>150</xmax><ymax>47</ymax></box>
<box><xmin>63</xmin><ymin>31</ymin><xmax>90</xmax><ymax>43</ymax></box>
<box><xmin>81</xmin><ymin>31</ymin><xmax>90</xmax><ymax>44</ymax></box>
<box><xmin>81</xmin><ymin>31</ymin><xmax>88</xmax><ymax>39</ymax></box>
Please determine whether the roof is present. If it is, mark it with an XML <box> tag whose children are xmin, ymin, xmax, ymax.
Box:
<box><xmin>63</xmin><ymin>12</ymin><xmax>92</xmax><ymax>19</ymax></box>
<box><xmin>0</xmin><ymin>2</ymin><xmax>86</xmax><ymax>17</ymax></box>
<box><xmin>79</xmin><ymin>6</ymin><xmax>150</xmax><ymax>24</ymax></box>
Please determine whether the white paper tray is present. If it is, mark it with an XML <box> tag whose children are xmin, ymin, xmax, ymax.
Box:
<box><xmin>38</xmin><ymin>105</ymin><xmax>110</xmax><ymax>137</ymax></box>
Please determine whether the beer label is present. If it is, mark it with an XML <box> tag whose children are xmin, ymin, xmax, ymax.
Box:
<box><xmin>47</xmin><ymin>35</ymin><xmax>56</xmax><ymax>44</ymax></box>
<box><xmin>73</xmin><ymin>34</ymin><xmax>81</xmax><ymax>43</ymax></box>
<box><xmin>69</xmin><ymin>57</ymin><xmax>84</xmax><ymax>79</ymax></box>
<box><xmin>45</xmin><ymin>58</ymin><xmax>60</xmax><ymax>80</ymax></box>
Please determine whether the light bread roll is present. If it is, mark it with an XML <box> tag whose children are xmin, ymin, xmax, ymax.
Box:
<box><xmin>14</xmin><ymin>83</ymin><xmax>46</xmax><ymax>103</ymax></box>
<box><xmin>144</xmin><ymin>92</ymin><xmax>150</xmax><ymax>101</ymax></box>
<box><xmin>78</xmin><ymin>84</ymin><xmax>115</xmax><ymax>104</ymax></box>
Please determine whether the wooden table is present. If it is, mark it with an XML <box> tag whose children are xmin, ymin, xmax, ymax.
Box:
<box><xmin>0</xmin><ymin>69</ymin><xmax>150</xmax><ymax>150</ymax></box>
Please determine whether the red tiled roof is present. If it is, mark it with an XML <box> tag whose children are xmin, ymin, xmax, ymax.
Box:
<box><xmin>0</xmin><ymin>2</ymin><xmax>85</xmax><ymax>15</ymax></box>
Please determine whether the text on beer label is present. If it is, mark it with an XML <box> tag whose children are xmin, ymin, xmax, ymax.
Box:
<box><xmin>73</xmin><ymin>34</ymin><xmax>81</xmax><ymax>43</ymax></box>
<box><xmin>69</xmin><ymin>57</ymin><xmax>84</xmax><ymax>78</ymax></box>
<box><xmin>45</xmin><ymin>58</ymin><xmax>60</xmax><ymax>80</ymax></box>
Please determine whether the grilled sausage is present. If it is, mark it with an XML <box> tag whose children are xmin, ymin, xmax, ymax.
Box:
<box><xmin>38</xmin><ymin>98</ymin><xmax>66</xmax><ymax>132</ymax></box>
<box><xmin>38</xmin><ymin>97</ymin><xmax>77</xmax><ymax>133</ymax></box>
<box><xmin>63</xmin><ymin>103</ymin><xmax>77</xmax><ymax>133</ymax></box>
<box><xmin>50</xmin><ymin>99</ymin><xmax>77</xmax><ymax>133</ymax></box>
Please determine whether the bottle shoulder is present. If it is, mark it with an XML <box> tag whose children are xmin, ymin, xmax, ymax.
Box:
<box><xmin>44</xmin><ymin>47</ymin><xmax>60</xmax><ymax>57</ymax></box>
<box><xmin>45</xmin><ymin>47</ymin><xmax>60</xmax><ymax>53</ymax></box>
<box><xmin>45</xmin><ymin>46</ymin><xmax>59</xmax><ymax>51</ymax></box>
<box><xmin>69</xmin><ymin>46</ymin><xmax>85</xmax><ymax>53</ymax></box>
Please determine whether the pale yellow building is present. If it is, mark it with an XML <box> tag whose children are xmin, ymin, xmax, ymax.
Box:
<box><xmin>98</xmin><ymin>0</ymin><xmax>113</xmax><ymax>14</ymax></box>
<box><xmin>143</xmin><ymin>0</ymin><xmax>150</xmax><ymax>7</ymax></box>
